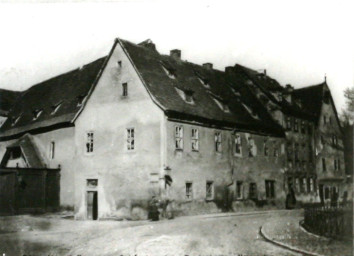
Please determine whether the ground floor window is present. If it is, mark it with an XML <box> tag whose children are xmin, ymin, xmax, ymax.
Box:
<box><xmin>186</xmin><ymin>182</ymin><xmax>193</xmax><ymax>200</ymax></box>
<box><xmin>236</xmin><ymin>181</ymin><xmax>244</xmax><ymax>199</ymax></box>
<box><xmin>265</xmin><ymin>180</ymin><xmax>275</xmax><ymax>199</ymax></box>
<box><xmin>206</xmin><ymin>181</ymin><xmax>214</xmax><ymax>200</ymax></box>
<box><xmin>249</xmin><ymin>183</ymin><xmax>257</xmax><ymax>199</ymax></box>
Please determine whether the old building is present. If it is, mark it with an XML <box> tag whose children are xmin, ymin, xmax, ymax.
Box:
<box><xmin>0</xmin><ymin>37</ymin><xmax>345</xmax><ymax>219</ymax></box>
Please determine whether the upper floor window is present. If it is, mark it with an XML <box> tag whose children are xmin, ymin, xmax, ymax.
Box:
<box><xmin>263</xmin><ymin>140</ymin><xmax>269</xmax><ymax>156</ymax></box>
<box><xmin>86</xmin><ymin>132</ymin><xmax>94</xmax><ymax>153</ymax></box>
<box><xmin>117</xmin><ymin>61</ymin><xmax>122</xmax><ymax>67</ymax></box>
<box><xmin>248</xmin><ymin>137</ymin><xmax>257</xmax><ymax>157</ymax></box>
<box><xmin>127</xmin><ymin>128</ymin><xmax>135</xmax><ymax>150</ymax></box>
<box><xmin>301</xmin><ymin>121</ymin><xmax>306</xmax><ymax>134</ymax></box>
<box><xmin>175</xmin><ymin>126</ymin><xmax>184</xmax><ymax>150</ymax></box>
<box><xmin>122</xmin><ymin>83</ymin><xmax>128</xmax><ymax>97</ymax></box>
<box><xmin>286</xmin><ymin>116</ymin><xmax>292</xmax><ymax>130</ymax></box>
<box><xmin>49</xmin><ymin>141</ymin><xmax>55</xmax><ymax>159</ymax></box>
<box><xmin>294</xmin><ymin>119</ymin><xmax>299</xmax><ymax>132</ymax></box>
<box><xmin>273</xmin><ymin>143</ymin><xmax>279</xmax><ymax>157</ymax></box>
<box><xmin>334</xmin><ymin>159</ymin><xmax>338</xmax><ymax>171</ymax></box>
<box><xmin>332</xmin><ymin>135</ymin><xmax>338</xmax><ymax>146</ymax></box>
<box><xmin>185</xmin><ymin>182</ymin><xmax>193</xmax><ymax>200</ymax></box>
<box><xmin>234</xmin><ymin>134</ymin><xmax>242</xmax><ymax>156</ymax></box>
<box><xmin>206</xmin><ymin>181</ymin><xmax>214</xmax><ymax>200</ymax></box>
<box><xmin>215</xmin><ymin>132</ymin><xmax>222</xmax><ymax>152</ymax></box>
<box><xmin>191</xmin><ymin>128</ymin><xmax>199</xmax><ymax>151</ymax></box>
<box><xmin>249</xmin><ymin>183</ymin><xmax>257</xmax><ymax>199</ymax></box>
<box><xmin>322</xmin><ymin>158</ymin><xmax>326</xmax><ymax>172</ymax></box>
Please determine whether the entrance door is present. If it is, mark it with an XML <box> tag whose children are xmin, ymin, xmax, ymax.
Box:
<box><xmin>87</xmin><ymin>191</ymin><xmax>98</xmax><ymax>220</ymax></box>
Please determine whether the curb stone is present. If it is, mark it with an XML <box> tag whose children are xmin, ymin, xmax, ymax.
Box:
<box><xmin>299</xmin><ymin>220</ymin><xmax>331</xmax><ymax>241</ymax></box>
<box><xmin>259</xmin><ymin>225</ymin><xmax>326</xmax><ymax>256</ymax></box>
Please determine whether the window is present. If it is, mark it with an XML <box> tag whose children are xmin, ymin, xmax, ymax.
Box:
<box><xmin>77</xmin><ymin>95</ymin><xmax>86</xmax><ymax>107</ymax></box>
<box><xmin>175</xmin><ymin>87</ymin><xmax>194</xmax><ymax>104</ymax></box>
<box><xmin>263</xmin><ymin>140</ymin><xmax>268</xmax><ymax>156</ymax></box>
<box><xmin>301</xmin><ymin>178</ymin><xmax>307</xmax><ymax>193</ymax></box>
<box><xmin>9</xmin><ymin>147</ymin><xmax>21</xmax><ymax>159</ymax></box>
<box><xmin>273</xmin><ymin>142</ymin><xmax>279</xmax><ymax>157</ymax></box>
<box><xmin>308</xmin><ymin>144</ymin><xmax>313</xmax><ymax>163</ymax></box>
<box><xmin>175</xmin><ymin>126</ymin><xmax>184</xmax><ymax>150</ymax></box>
<box><xmin>287</xmin><ymin>142</ymin><xmax>293</xmax><ymax>161</ymax></box>
<box><xmin>197</xmin><ymin>77</ymin><xmax>210</xmax><ymax>89</ymax></box>
<box><xmin>322</xmin><ymin>158</ymin><xmax>326</xmax><ymax>172</ymax></box>
<box><xmin>213</xmin><ymin>98</ymin><xmax>230</xmax><ymax>113</ymax></box>
<box><xmin>236</xmin><ymin>181</ymin><xmax>244</xmax><ymax>199</ymax></box>
<box><xmin>117</xmin><ymin>61</ymin><xmax>122</xmax><ymax>67</ymax></box>
<box><xmin>338</xmin><ymin>159</ymin><xmax>341</xmax><ymax>170</ymax></box>
<box><xmin>323</xmin><ymin>115</ymin><xmax>327</xmax><ymax>124</ymax></box>
<box><xmin>127</xmin><ymin>128</ymin><xmax>135</xmax><ymax>150</ymax></box>
<box><xmin>332</xmin><ymin>135</ymin><xmax>338</xmax><ymax>146</ymax></box>
<box><xmin>286</xmin><ymin>116</ymin><xmax>292</xmax><ymax>130</ymax></box>
<box><xmin>191</xmin><ymin>128</ymin><xmax>199</xmax><ymax>151</ymax></box>
<box><xmin>32</xmin><ymin>109</ymin><xmax>43</xmax><ymax>120</ymax></box>
<box><xmin>11</xmin><ymin>115</ymin><xmax>21</xmax><ymax>126</ymax></box>
<box><xmin>215</xmin><ymin>132</ymin><xmax>222</xmax><ymax>152</ymax></box>
<box><xmin>234</xmin><ymin>134</ymin><xmax>242</xmax><ymax>156</ymax></box>
<box><xmin>334</xmin><ymin>159</ymin><xmax>337</xmax><ymax>171</ymax></box>
<box><xmin>161</xmin><ymin>65</ymin><xmax>176</xmax><ymax>79</ymax></box>
<box><xmin>249</xmin><ymin>183</ymin><xmax>257</xmax><ymax>199</ymax></box>
<box><xmin>294</xmin><ymin>143</ymin><xmax>299</xmax><ymax>163</ymax></box>
<box><xmin>51</xmin><ymin>102</ymin><xmax>62</xmax><ymax>115</ymax></box>
<box><xmin>295</xmin><ymin>178</ymin><xmax>300</xmax><ymax>193</ymax></box>
<box><xmin>186</xmin><ymin>182</ymin><xmax>193</xmax><ymax>200</ymax></box>
<box><xmin>294</xmin><ymin>119</ymin><xmax>298</xmax><ymax>132</ymax></box>
<box><xmin>309</xmin><ymin>178</ymin><xmax>314</xmax><ymax>192</ymax></box>
<box><xmin>122</xmin><ymin>83</ymin><xmax>128</xmax><ymax>97</ymax></box>
<box><xmin>50</xmin><ymin>141</ymin><xmax>55</xmax><ymax>159</ymax></box>
<box><xmin>86</xmin><ymin>132</ymin><xmax>94</xmax><ymax>153</ymax></box>
<box><xmin>206</xmin><ymin>181</ymin><xmax>214</xmax><ymax>200</ymax></box>
<box><xmin>323</xmin><ymin>91</ymin><xmax>330</xmax><ymax>104</ymax></box>
<box><xmin>301</xmin><ymin>121</ymin><xmax>306</xmax><ymax>134</ymax></box>
<box><xmin>324</xmin><ymin>187</ymin><xmax>330</xmax><ymax>200</ymax></box>
<box><xmin>265</xmin><ymin>180</ymin><xmax>275</xmax><ymax>199</ymax></box>
<box><xmin>248</xmin><ymin>137</ymin><xmax>257</xmax><ymax>157</ymax></box>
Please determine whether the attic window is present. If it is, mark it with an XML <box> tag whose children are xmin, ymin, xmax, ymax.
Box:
<box><xmin>209</xmin><ymin>94</ymin><xmax>229</xmax><ymax>113</ymax></box>
<box><xmin>197</xmin><ymin>77</ymin><xmax>210</xmax><ymax>89</ymax></box>
<box><xmin>32</xmin><ymin>109</ymin><xmax>43</xmax><ymax>120</ymax></box>
<box><xmin>77</xmin><ymin>95</ymin><xmax>86</xmax><ymax>107</ymax></box>
<box><xmin>241</xmin><ymin>103</ymin><xmax>259</xmax><ymax>120</ymax></box>
<box><xmin>51</xmin><ymin>102</ymin><xmax>62</xmax><ymax>115</ymax></box>
<box><xmin>117</xmin><ymin>61</ymin><xmax>122</xmax><ymax>67</ymax></box>
<box><xmin>11</xmin><ymin>115</ymin><xmax>21</xmax><ymax>126</ymax></box>
<box><xmin>175</xmin><ymin>87</ymin><xmax>194</xmax><ymax>104</ymax></box>
<box><xmin>230</xmin><ymin>87</ymin><xmax>241</xmax><ymax>97</ymax></box>
<box><xmin>9</xmin><ymin>147</ymin><xmax>21</xmax><ymax>160</ymax></box>
<box><xmin>161</xmin><ymin>64</ymin><xmax>176</xmax><ymax>79</ymax></box>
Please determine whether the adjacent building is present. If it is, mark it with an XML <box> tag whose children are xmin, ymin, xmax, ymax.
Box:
<box><xmin>0</xmin><ymin>37</ymin><xmax>345</xmax><ymax>219</ymax></box>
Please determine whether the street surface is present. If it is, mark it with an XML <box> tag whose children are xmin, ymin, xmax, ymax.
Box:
<box><xmin>0</xmin><ymin>210</ymin><xmax>303</xmax><ymax>256</ymax></box>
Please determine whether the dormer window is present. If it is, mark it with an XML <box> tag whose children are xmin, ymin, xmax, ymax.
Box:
<box><xmin>230</xmin><ymin>87</ymin><xmax>241</xmax><ymax>97</ymax></box>
<box><xmin>51</xmin><ymin>102</ymin><xmax>62</xmax><ymax>115</ymax></box>
<box><xmin>212</xmin><ymin>98</ymin><xmax>230</xmax><ymax>113</ymax></box>
<box><xmin>175</xmin><ymin>87</ymin><xmax>194</xmax><ymax>104</ymax></box>
<box><xmin>197</xmin><ymin>77</ymin><xmax>210</xmax><ymax>89</ymax></box>
<box><xmin>77</xmin><ymin>95</ymin><xmax>86</xmax><ymax>107</ymax></box>
<box><xmin>161</xmin><ymin>63</ymin><xmax>176</xmax><ymax>79</ymax></box>
<box><xmin>242</xmin><ymin>103</ymin><xmax>259</xmax><ymax>120</ymax></box>
<box><xmin>32</xmin><ymin>109</ymin><xmax>43</xmax><ymax>120</ymax></box>
<box><xmin>11</xmin><ymin>115</ymin><xmax>21</xmax><ymax>126</ymax></box>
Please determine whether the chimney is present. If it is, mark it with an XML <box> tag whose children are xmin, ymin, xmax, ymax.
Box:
<box><xmin>283</xmin><ymin>84</ymin><xmax>294</xmax><ymax>103</ymax></box>
<box><xmin>203</xmin><ymin>63</ymin><xmax>213</xmax><ymax>70</ymax></box>
<box><xmin>225</xmin><ymin>66</ymin><xmax>234</xmax><ymax>74</ymax></box>
<box><xmin>170</xmin><ymin>49</ymin><xmax>181</xmax><ymax>60</ymax></box>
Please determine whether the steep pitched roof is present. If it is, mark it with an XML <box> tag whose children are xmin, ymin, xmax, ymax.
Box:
<box><xmin>120</xmin><ymin>39</ymin><xmax>283</xmax><ymax>136</ymax></box>
<box><xmin>0</xmin><ymin>133</ymin><xmax>47</xmax><ymax>168</ymax></box>
<box><xmin>0</xmin><ymin>89</ymin><xmax>21</xmax><ymax>116</ymax></box>
<box><xmin>0</xmin><ymin>56</ymin><xmax>108</xmax><ymax>139</ymax></box>
<box><xmin>235</xmin><ymin>64</ymin><xmax>316</xmax><ymax>121</ymax></box>
<box><xmin>292</xmin><ymin>83</ymin><xmax>324</xmax><ymax>120</ymax></box>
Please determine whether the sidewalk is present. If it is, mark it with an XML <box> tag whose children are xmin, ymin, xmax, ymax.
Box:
<box><xmin>261</xmin><ymin>214</ymin><xmax>353</xmax><ymax>256</ymax></box>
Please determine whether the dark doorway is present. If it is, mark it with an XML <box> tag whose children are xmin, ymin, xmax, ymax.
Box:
<box><xmin>87</xmin><ymin>191</ymin><xmax>98</xmax><ymax>220</ymax></box>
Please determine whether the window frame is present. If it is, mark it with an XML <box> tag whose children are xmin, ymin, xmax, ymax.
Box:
<box><xmin>85</xmin><ymin>131</ymin><xmax>94</xmax><ymax>154</ymax></box>
<box><xmin>234</xmin><ymin>134</ymin><xmax>242</xmax><ymax>157</ymax></box>
<box><xmin>236</xmin><ymin>181</ymin><xmax>244</xmax><ymax>199</ymax></box>
<box><xmin>214</xmin><ymin>132</ymin><xmax>222</xmax><ymax>153</ymax></box>
<box><xmin>191</xmin><ymin>128</ymin><xmax>199</xmax><ymax>152</ymax></box>
<box><xmin>175</xmin><ymin>125</ymin><xmax>184</xmax><ymax>150</ymax></box>
<box><xmin>206</xmin><ymin>181</ymin><xmax>214</xmax><ymax>200</ymax></box>
<box><xmin>265</xmin><ymin>180</ymin><xmax>275</xmax><ymax>199</ymax></box>
<box><xmin>49</xmin><ymin>141</ymin><xmax>55</xmax><ymax>160</ymax></box>
<box><xmin>122</xmin><ymin>83</ymin><xmax>128</xmax><ymax>97</ymax></box>
<box><xmin>126</xmin><ymin>128</ymin><xmax>135</xmax><ymax>151</ymax></box>
<box><xmin>185</xmin><ymin>182</ymin><xmax>193</xmax><ymax>200</ymax></box>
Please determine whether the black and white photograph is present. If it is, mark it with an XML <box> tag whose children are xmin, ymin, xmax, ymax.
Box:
<box><xmin>0</xmin><ymin>0</ymin><xmax>353</xmax><ymax>255</ymax></box>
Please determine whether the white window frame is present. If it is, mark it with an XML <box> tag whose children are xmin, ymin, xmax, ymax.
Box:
<box><xmin>191</xmin><ymin>128</ymin><xmax>199</xmax><ymax>151</ymax></box>
<box><xmin>175</xmin><ymin>125</ymin><xmax>184</xmax><ymax>150</ymax></box>
<box><xmin>206</xmin><ymin>181</ymin><xmax>214</xmax><ymax>200</ymax></box>
<box><xmin>126</xmin><ymin>128</ymin><xmax>135</xmax><ymax>151</ymax></box>
<box><xmin>215</xmin><ymin>132</ymin><xmax>222</xmax><ymax>153</ymax></box>
<box><xmin>86</xmin><ymin>132</ymin><xmax>94</xmax><ymax>154</ymax></box>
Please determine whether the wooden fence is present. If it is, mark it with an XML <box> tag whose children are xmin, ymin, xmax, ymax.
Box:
<box><xmin>303</xmin><ymin>202</ymin><xmax>353</xmax><ymax>240</ymax></box>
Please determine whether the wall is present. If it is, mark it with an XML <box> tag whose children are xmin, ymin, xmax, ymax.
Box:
<box><xmin>315</xmin><ymin>87</ymin><xmax>345</xmax><ymax>202</ymax></box>
<box><xmin>0</xmin><ymin>127</ymin><xmax>76</xmax><ymax>208</ymax></box>
<box><xmin>164</xmin><ymin>120</ymin><xmax>286</xmax><ymax>215</ymax></box>
<box><xmin>74</xmin><ymin>42</ymin><xmax>164</xmax><ymax>220</ymax></box>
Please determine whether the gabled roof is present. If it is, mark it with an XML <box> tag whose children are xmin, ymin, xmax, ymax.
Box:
<box><xmin>0</xmin><ymin>89</ymin><xmax>21</xmax><ymax>116</ymax></box>
<box><xmin>0</xmin><ymin>133</ymin><xmax>47</xmax><ymax>168</ymax></box>
<box><xmin>234</xmin><ymin>64</ymin><xmax>317</xmax><ymax>121</ymax></box>
<box><xmin>0</xmin><ymin>56</ymin><xmax>108</xmax><ymax>139</ymax></box>
<box><xmin>120</xmin><ymin>39</ymin><xmax>284</xmax><ymax>136</ymax></box>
